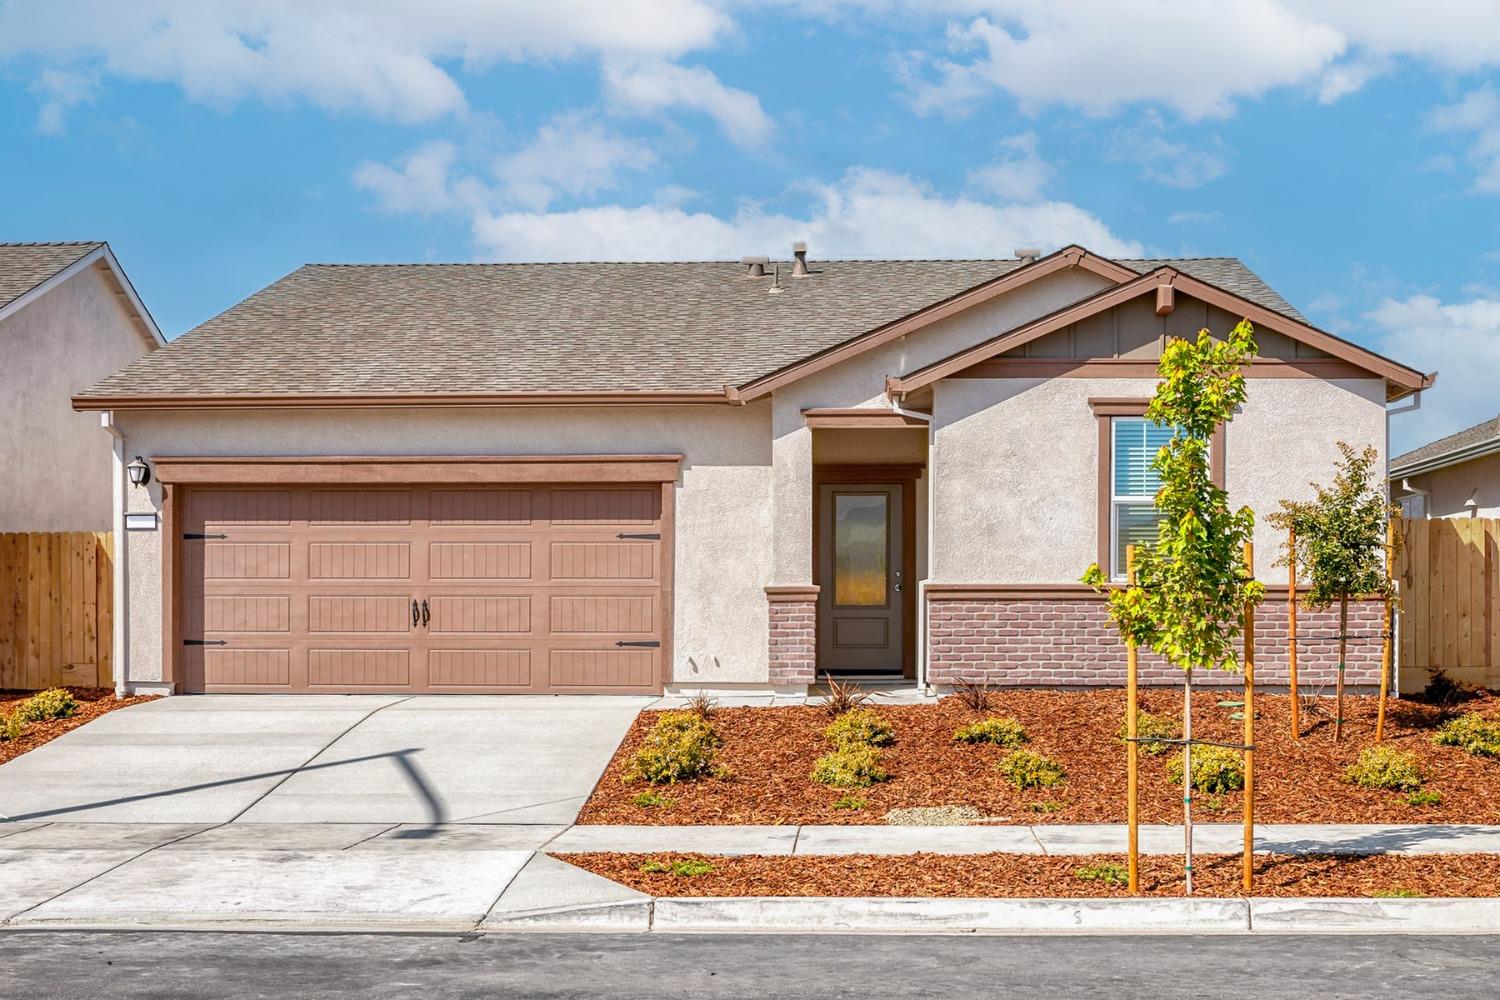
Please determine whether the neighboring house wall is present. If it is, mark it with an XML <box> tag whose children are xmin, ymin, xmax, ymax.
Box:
<box><xmin>1397</xmin><ymin>452</ymin><xmax>1500</xmax><ymax>519</ymax></box>
<box><xmin>115</xmin><ymin>404</ymin><xmax>773</xmax><ymax>690</ymax></box>
<box><xmin>0</xmin><ymin>266</ymin><xmax>151</xmax><ymax>530</ymax></box>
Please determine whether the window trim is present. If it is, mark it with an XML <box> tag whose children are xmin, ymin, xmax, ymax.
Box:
<box><xmin>1090</xmin><ymin>398</ymin><xmax>1225</xmax><ymax>580</ymax></box>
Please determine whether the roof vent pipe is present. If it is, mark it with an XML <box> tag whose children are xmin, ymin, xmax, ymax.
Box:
<box><xmin>791</xmin><ymin>241</ymin><xmax>809</xmax><ymax>277</ymax></box>
<box><xmin>742</xmin><ymin>255</ymin><xmax>769</xmax><ymax>277</ymax></box>
<box><xmin>1015</xmin><ymin>247</ymin><xmax>1041</xmax><ymax>264</ymax></box>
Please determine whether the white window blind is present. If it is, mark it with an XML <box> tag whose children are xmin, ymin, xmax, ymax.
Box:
<box><xmin>1111</xmin><ymin>417</ymin><xmax>1176</xmax><ymax>579</ymax></box>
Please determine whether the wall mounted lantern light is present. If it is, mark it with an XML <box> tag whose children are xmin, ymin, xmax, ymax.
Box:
<box><xmin>126</xmin><ymin>455</ymin><xmax>151</xmax><ymax>488</ymax></box>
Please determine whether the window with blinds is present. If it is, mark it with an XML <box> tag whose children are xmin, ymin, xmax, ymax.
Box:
<box><xmin>1111</xmin><ymin>417</ymin><xmax>1177</xmax><ymax>579</ymax></box>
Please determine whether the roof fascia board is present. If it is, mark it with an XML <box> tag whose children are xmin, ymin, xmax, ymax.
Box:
<box><xmin>0</xmin><ymin>244</ymin><xmax>165</xmax><ymax>348</ymax></box>
<box><xmin>734</xmin><ymin>245</ymin><xmax>1135</xmax><ymax>402</ymax></box>
<box><xmin>891</xmin><ymin>269</ymin><xmax>1168</xmax><ymax>395</ymax></box>
<box><xmin>72</xmin><ymin>389</ymin><xmax>737</xmax><ymax>412</ymax></box>
<box><xmin>99</xmin><ymin>245</ymin><xmax>166</xmax><ymax>347</ymax></box>
<box><xmin>1391</xmin><ymin>437</ymin><xmax>1500</xmax><ymax>479</ymax></box>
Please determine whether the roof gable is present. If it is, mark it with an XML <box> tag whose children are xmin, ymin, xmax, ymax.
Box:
<box><xmin>0</xmin><ymin>241</ymin><xmax>164</xmax><ymax>348</ymax></box>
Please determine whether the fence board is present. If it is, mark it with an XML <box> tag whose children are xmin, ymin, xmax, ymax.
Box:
<box><xmin>1397</xmin><ymin>517</ymin><xmax>1500</xmax><ymax>691</ymax></box>
<box><xmin>0</xmin><ymin>532</ymin><xmax>115</xmax><ymax>691</ymax></box>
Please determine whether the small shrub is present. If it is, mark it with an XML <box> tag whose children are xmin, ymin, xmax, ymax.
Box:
<box><xmin>824</xmin><ymin>708</ymin><xmax>894</xmax><ymax>748</ymax></box>
<box><xmin>1434</xmin><ymin>713</ymin><xmax>1500</xmax><ymax>758</ymax></box>
<box><xmin>1118</xmin><ymin>710</ymin><xmax>1177</xmax><ymax>755</ymax></box>
<box><xmin>1372</xmin><ymin>888</ymin><xmax>1422</xmax><ymax>898</ymax></box>
<box><xmin>951</xmin><ymin>678</ymin><xmax>993</xmax><ymax>713</ymax></box>
<box><xmin>818</xmin><ymin>677</ymin><xmax>872</xmax><ymax>717</ymax></box>
<box><xmin>631</xmin><ymin>791</ymin><xmax>676</xmax><ymax>809</ymax></box>
<box><xmin>16</xmin><ymin>688</ymin><xmax>78</xmax><ymax>722</ymax></box>
<box><xmin>1422</xmin><ymin>668</ymin><xmax>1480</xmax><ymax>716</ymax></box>
<box><xmin>953</xmin><ymin>716</ymin><xmax>1028</xmax><ymax>748</ymax></box>
<box><xmin>832</xmin><ymin>795</ymin><xmax>868</xmax><ymax>811</ymax></box>
<box><xmin>1344</xmin><ymin>745</ymin><xmax>1424</xmax><ymax>792</ymax></box>
<box><xmin>811</xmin><ymin>745</ymin><xmax>888</xmax><ymax>788</ymax></box>
<box><xmin>1074</xmin><ymin>862</ymin><xmax>1128</xmax><ymax>887</ymax></box>
<box><xmin>0</xmin><ymin>713</ymin><xmax>24</xmax><ymax>742</ymax></box>
<box><xmin>1166</xmin><ymin>745</ymin><xmax>1244</xmax><ymax>794</ymax></box>
<box><xmin>1406</xmin><ymin>789</ymin><xmax>1443</xmax><ymax>808</ymax></box>
<box><xmin>640</xmin><ymin>858</ymin><xmax>714</xmax><ymax>877</ymax></box>
<box><xmin>998</xmin><ymin>750</ymin><xmax>1066</xmax><ymax>790</ymax></box>
<box><xmin>1027</xmin><ymin>800</ymin><xmax>1063</xmax><ymax>814</ymax></box>
<box><xmin>684</xmin><ymin>691</ymin><xmax>718</xmax><ymax>720</ymax></box>
<box><xmin>628</xmin><ymin>711</ymin><xmax>722</xmax><ymax>784</ymax></box>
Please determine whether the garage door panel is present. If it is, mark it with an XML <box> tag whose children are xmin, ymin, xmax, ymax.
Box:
<box><xmin>550</xmin><ymin>595</ymin><xmax>654</xmax><ymax>634</ymax></box>
<box><xmin>550</xmin><ymin>541</ymin><xmax>657</xmax><ymax>581</ymax></box>
<box><xmin>193</xmin><ymin>595</ymin><xmax>292</xmax><ymax>634</ymax></box>
<box><xmin>308</xmin><ymin>541</ymin><xmax>412</xmax><ymax>580</ymax></box>
<box><xmin>307</xmin><ymin>595</ymin><xmax>413</xmax><ymax>633</ymax></box>
<box><xmin>308</xmin><ymin>648</ymin><xmax>410</xmax><ymax>687</ymax></box>
<box><xmin>196</xmin><ymin>647</ymin><xmax>293</xmax><ymax>688</ymax></box>
<box><xmin>191</xmin><ymin>489</ymin><xmax>292</xmax><ymax>527</ymax></box>
<box><xmin>429</xmin><ymin>649</ymin><xmax>531</xmax><ymax>688</ymax></box>
<box><xmin>308</xmin><ymin>489</ymin><xmax>412</xmax><ymax>525</ymax></box>
<box><xmin>549</xmin><ymin>649</ymin><xmax>656</xmax><ymax>689</ymax></box>
<box><xmin>428</xmin><ymin>595</ymin><xmax>531</xmax><ymax>634</ymax></box>
<box><xmin>428</xmin><ymin>541</ymin><xmax>531</xmax><ymax>580</ymax></box>
<box><xmin>551</xmin><ymin>488</ymin><xmax>658</xmax><ymax>525</ymax></box>
<box><xmin>430</xmin><ymin>489</ymin><xmax>532</xmax><ymax>524</ymax></box>
<box><xmin>193</xmin><ymin>542</ymin><xmax>292</xmax><ymax>581</ymax></box>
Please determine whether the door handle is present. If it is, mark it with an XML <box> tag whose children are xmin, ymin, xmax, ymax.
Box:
<box><xmin>421</xmin><ymin>599</ymin><xmax>430</xmax><ymax>627</ymax></box>
<box><xmin>412</xmin><ymin>599</ymin><xmax>420</xmax><ymax>628</ymax></box>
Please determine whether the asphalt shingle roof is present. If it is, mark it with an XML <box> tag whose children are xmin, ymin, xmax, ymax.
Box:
<box><xmin>1391</xmin><ymin>416</ymin><xmax>1500</xmax><ymax>474</ymax></box>
<box><xmin>0</xmin><ymin>242</ymin><xmax>103</xmax><ymax>312</ymax></box>
<box><xmin>80</xmin><ymin>255</ymin><xmax>1307</xmax><ymax>398</ymax></box>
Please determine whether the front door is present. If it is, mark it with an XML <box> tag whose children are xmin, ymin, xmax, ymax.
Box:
<box><xmin>817</xmin><ymin>483</ymin><xmax>903</xmax><ymax>674</ymax></box>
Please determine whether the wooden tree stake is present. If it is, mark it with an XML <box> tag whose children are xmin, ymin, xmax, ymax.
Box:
<box><xmin>1376</xmin><ymin>518</ymin><xmax>1395</xmax><ymax>743</ymax></box>
<box><xmin>1126</xmin><ymin>544</ymin><xmax>1140</xmax><ymax>895</ymax></box>
<box><xmin>1288</xmin><ymin>527</ymin><xmax>1300</xmax><ymax>741</ymax></box>
<box><xmin>1243</xmin><ymin>542</ymin><xmax>1255</xmax><ymax>893</ymax></box>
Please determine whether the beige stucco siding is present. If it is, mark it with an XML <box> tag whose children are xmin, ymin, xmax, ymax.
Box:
<box><xmin>1397</xmin><ymin>452</ymin><xmax>1500</xmax><ymax>518</ymax></box>
<box><xmin>115</xmin><ymin>404</ymin><xmax>773</xmax><ymax>689</ymax></box>
<box><xmin>0</xmin><ymin>266</ymin><xmax>152</xmax><ymax>530</ymax></box>
<box><xmin>931</xmin><ymin>376</ymin><xmax>1388</xmax><ymax>583</ymax></box>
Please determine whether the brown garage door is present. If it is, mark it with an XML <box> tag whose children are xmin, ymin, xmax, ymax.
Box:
<box><xmin>180</xmin><ymin>485</ymin><xmax>665</xmax><ymax>694</ymax></box>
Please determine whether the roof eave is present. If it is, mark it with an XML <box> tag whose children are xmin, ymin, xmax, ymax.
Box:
<box><xmin>1391</xmin><ymin>434</ymin><xmax>1500</xmax><ymax>479</ymax></box>
<box><xmin>71</xmin><ymin>389</ymin><xmax>738</xmax><ymax>412</ymax></box>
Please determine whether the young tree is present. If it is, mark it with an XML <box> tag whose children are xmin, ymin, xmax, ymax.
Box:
<box><xmin>1084</xmin><ymin>320</ymin><xmax>1266</xmax><ymax>895</ymax></box>
<box><xmin>1268</xmin><ymin>444</ymin><xmax>1395</xmax><ymax>742</ymax></box>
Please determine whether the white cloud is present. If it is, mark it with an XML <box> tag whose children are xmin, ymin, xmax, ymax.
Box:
<box><xmin>0</xmin><ymin>0</ymin><xmax>734</xmax><ymax>127</ymax></box>
<box><xmin>494</xmin><ymin>115</ymin><xmax>656</xmax><ymax>211</ymax></box>
<box><xmin>1368</xmin><ymin>293</ymin><xmax>1500</xmax><ymax>453</ymax></box>
<box><xmin>28</xmin><ymin>67</ymin><xmax>96</xmax><ymax>134</ymax></box>
<box><xmin>1167</xmin><ymin>210</ymin><xmax>1221</xmax><ymax>225</ymax></box>
<box><xmin>1428</xmin><ymin>85</ymin><xmax>1500</xmax><ymax>193</ymax></box>
<box><xmin>354</xmin><ymin>141</ymin><xmax>470</xmax><ymax>215</ymax></box>
<box><xmin>467</xmin><ymin>167</ymin><xmax>1143</xmax><ymax>262</ymax></box>
<box><xmin>965</xmin><ymin>131</ymin><xmax>1053</xmax><ymax>202</ymax></box>
<box><xmin>1108</xmin><ymin>113</ymin><xmax>1227</xmax><ymax>189</ymax></box>
<box><xmin>603</xmin><ymin>59</ymin><xmax>772</xmax><ymax>147</ymax></box>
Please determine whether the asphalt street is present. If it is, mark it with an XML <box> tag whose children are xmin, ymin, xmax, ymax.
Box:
<box><xmin>2</xmin><ymin>930</ymin><xmax>1495</xmax><ymax>999</ymax></box>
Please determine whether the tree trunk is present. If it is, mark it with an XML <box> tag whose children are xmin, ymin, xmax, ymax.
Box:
<box><xmin>1183</xmin><ymin>667</ymin><xmax>1194</xmax><ymax>896</ymax></box>
<box><xmin>1336</xmin><ymin>594</ymin><xmax>1348</xmax><ymax>743</ymax></box>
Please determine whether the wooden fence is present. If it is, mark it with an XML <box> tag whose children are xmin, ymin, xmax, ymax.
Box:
<box><xmin>0</xmin><ymin>532</ymin><xmax>113</xmax><ymax>691</ymax></box>
<box><xmin>1395</xmin><ymin>517</ymin><xmax>1500</xmax><ymax>691</ymax></box>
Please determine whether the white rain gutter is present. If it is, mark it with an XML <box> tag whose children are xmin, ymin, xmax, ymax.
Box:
<box><xmin>889</xmin><ymin>398</ymin><xmax>935</xmax><ymax>695</ymax></box>
<box><xmin>101</xmin><ymin>411</ymin><xmax>128</xmax><ymax>697</ymax></box>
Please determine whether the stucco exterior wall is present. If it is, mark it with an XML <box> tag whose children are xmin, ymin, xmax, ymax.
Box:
<box><xmin>931</xmin><ymin>376</ymin><xmax>1388</xmax><ymax>583</ymax></box>
<box><xmin>0</xmin><ymin>266</ymin><xmax>153</xmax><ymax>530</ymax></box>
<box><xmin>1397</xmin><ymin>451</ymin><xmax>1500</xmax><ymax>519</ymax></box>
<box><xmin>114</xmin><ymin>404</ymin><xmax>773</xmax><ymax>690</ymax></box>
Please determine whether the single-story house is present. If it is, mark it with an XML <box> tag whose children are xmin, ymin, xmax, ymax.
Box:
<box><xmin>73</xmin><ymin>245</ymin><xmax>1431</xmax><ymax>697</ymax></box>
<box><xmin>1</xmin><ymin>241</ymin><xmax>162</xmax><ymax>531</ymax></box>
<box><xmin>1391</xmin><ymin>416</ymin><xmax>1500</xmax><ymax>519</ymax></box>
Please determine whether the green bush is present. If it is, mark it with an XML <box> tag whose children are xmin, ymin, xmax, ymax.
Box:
<box><xmin>811</xmin><ymin>745</ymin><xmax>889</xmax><ymax>788</ymax></box>
<box><xmin>16</xmin><ymin>688</ymin><xmax>78</xmax><ymax>722</ymax></box>
<box><xmin>1434</xmin><ymin>713</ymin><xmax>1500</xmax><ymax>759</ymax></box>
<box><xmin>952</xmin><ymin>716</ymin><xmax>1028</xmax><ymax>748</ymax></box>
<box><xmin>1118</xmin><ymin>710</ymin><xmax>1177</xmax><ymax>755</ymax></box>
<box><xmin>1074</xmin><ymin>862</ymin><xmax>1128</xmax><ymax>887</ymax></box>
<box><xmin>628</xmin><ymin>711</ymin><xmax>722</xmax><ymax>784</ymax></box>
<box><xmin>824</xmin><ymin>708</ymin><xmax>894</xmax><ymax>748</ymax></box>
<box><xmin>998</xmin><ymin>750</ymin><xmax>1066</xmax><ymax>790</ymax></box>
<box><xmin>1027</xmin><ymin>800</ymin><xmax>1063</xmax><ymax>814</ymax></box>
<box><xmin>831</xmin><ymin>795</ymin><xmax>868</xmax><ymax>811</ymax></box>
<box><xmin>0</xmin><ymin>712</ymin><xmax>23</xmax><ymax>742</ymax></box>
<box><xmin>1344</xmin><ymin>745</ymin><xmax>1424</xmax><ymax>792</ymax></box>
<box><xmin>631</xmin><ymin>791</ymin><xmax>676</xmax><ymax>809</ymax></box>
<box><xmin>640</xmin><ymin>858</ymin><xmax>714</xmax><ymax>877</ymax></box>
<box><xmin>1373</xmin><ymin>888</ymin><xmax>1422</xmax><ymax>898</ymax></box>
<box><xmin>1405</xmin><ymin>789</ymin><xmax>1443</xmax><ymax>808</ymax></box>
<box><xmin>1166</xmin><ymin>745</ymin><xmax>1245</xmax><ymax>794</ymax></box>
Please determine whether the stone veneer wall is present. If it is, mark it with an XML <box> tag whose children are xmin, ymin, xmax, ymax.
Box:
<box><xmin>928</xmin><ymin>592</ymin><xmax>1387</xmax><ymax>688</ymax></box>
<box><xmin>766</xmin><ymin>587</ymin><xmax>819</xmax><ymax>686</ymax></box>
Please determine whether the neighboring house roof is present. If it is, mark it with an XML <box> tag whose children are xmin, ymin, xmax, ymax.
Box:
<box><xmin>0</xmin><ymin>241</ymin><xmax>164</xmax><ymax>346</ymax></box>
<box><xmin>73</xmin><ymin>245</ymin><xmax>1410</xmax><ymax>407</ymax></box>
<box><xmin>1391</xmin><ymin>416</ymin><xmax>1500</xmax><ymax>478</ymax></box>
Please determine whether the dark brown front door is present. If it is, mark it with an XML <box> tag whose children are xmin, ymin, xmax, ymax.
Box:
<box><xmin>817</xmin><ymin>483</ymin><xmax>903</xmax><ymax>674</ymax></box>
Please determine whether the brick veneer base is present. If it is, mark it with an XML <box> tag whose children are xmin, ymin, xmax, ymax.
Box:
<box><xmin>767</xmin><ymin>594</ymin><xmax>818</xmax><ymax>686</ymax></box>
<box><xmin>928</xmin><ymin>594</ymin><xmax>1386</xmax><ymax>688</ymax></box>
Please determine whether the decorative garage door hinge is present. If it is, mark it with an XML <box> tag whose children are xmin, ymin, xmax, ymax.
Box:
<box><xmin>615</xmin><ymin>532</ymin><xmax>660</xmax><ymax>540</ymax></box>
<box><xmin>183</xmin><ymin>639</ymin><xmax>227</xmax><ymax>646</ymax></box>
<box><xmin>182</xmin><ymin>533</ymin><xmax>228</xmax><ymax>540</ymax></box>
<box><xmin>614</xmin><ymin>640</ymin><xmax>661</xmax><ymax>648</ymax></box>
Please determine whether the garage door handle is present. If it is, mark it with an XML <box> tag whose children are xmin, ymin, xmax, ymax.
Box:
<box><xmin>615</xmin><ymin>533</ymin><xmax>660</xmax><ymax>540</ymax></box>
<box><xmin>615</xmin><ymin>640</ymin><xmax>660</xmax><ymax>648</ymax></box>
<box><xmin>184</xmin><ymin>639</ymin><xmax>227</xmax><ymax>646</ymax></box>
<box><xmin>421</xmin><ymin>599</ymin><xmax>430</xmax><ymax>627</ymax></box>
<box><xmin>412</xmin><ymin>599</ymin><xmax>420</xmax><ymax>628</ymax></box>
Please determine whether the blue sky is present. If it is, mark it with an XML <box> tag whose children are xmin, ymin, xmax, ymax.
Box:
<box><xmin>2</xmin><ymin>1</ymin><xmax>1499</xmax><ymax>452</ymax></box>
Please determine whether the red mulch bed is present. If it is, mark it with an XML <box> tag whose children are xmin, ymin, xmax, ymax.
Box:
<box><xmin>0</xmin><ymin>687</ymin><xmax>157</xmax><ymax>767</ymax></box>
<box><xmin>577</xmin><ymin>689</ymin><xmax>1500</xmax><ymax>826</ymax></box>
<box><xmin>559</xmin><ymin>851</ymin><xmax>1500</xmax><ymax>898</ymax></box>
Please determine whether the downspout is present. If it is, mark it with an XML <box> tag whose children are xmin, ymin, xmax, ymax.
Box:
<box><xmin>102</xmin><ymin>411</ymin><xmax>128</xmax><ymax>698</ymax></box>
<box><xmin>889</xmin><ymin>396</ymin><xmax>935</xmax><ymax>695</ymax></box>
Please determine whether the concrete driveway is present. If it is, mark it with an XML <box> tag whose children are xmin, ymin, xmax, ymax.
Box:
<box><xmin>0</xmin><ymin>695</ymin><xmax>649</xmax><ymax>826</ymax></box>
